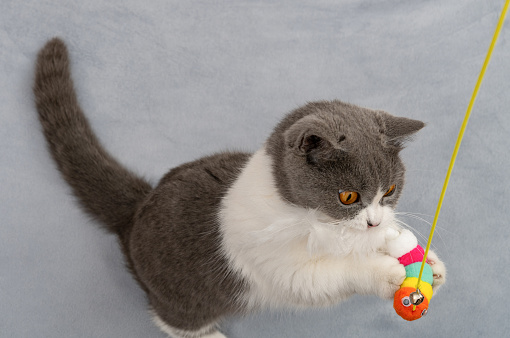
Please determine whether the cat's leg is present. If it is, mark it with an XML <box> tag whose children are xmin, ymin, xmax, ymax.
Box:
<box><xmin>148</xmin><ymin>294</ymin><xmax>227</xmax><ymax>338</ymax></box>
<box><xmin>426</xmin><ymin>249</ymin><xmax>446</xmax><ymax>292</ymax></box>
<box><xmin>351</xmin><ymin>254</ymin><xmax>407</xmax><ymax>299</ymax></box>
<box><xmin>269</xmin><ymin>254</ymin><xmax>406</xmax><ymax>306</ymax></box>
<box><xmin>150</xmin><ymin>310</ymin><xmax>225</xmax><ymax>338</ymax></box>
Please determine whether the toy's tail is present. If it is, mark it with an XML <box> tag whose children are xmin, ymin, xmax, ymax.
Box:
<box><xmin>33</xmin><ymin>38</ymin><xmax>152</xmax><ymax>236</ymax></box>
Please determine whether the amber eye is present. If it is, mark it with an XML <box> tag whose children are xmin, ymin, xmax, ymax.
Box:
<box><xmin>384</xmin><ymin>184</ymin><xmax>396</xmax><ymax>197</ymax></box>
<box><xmin>339</xmin><ymin>191</ymin><xmax>359</xmax><ymax>205</ymax></box>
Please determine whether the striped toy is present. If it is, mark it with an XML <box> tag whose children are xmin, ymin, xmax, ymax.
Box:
<box><xmin>386</xmin><ymin>228</ymin><xmax>433</xmax><ymax>321</ymax></box>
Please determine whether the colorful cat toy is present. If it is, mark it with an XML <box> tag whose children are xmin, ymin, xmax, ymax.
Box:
<box><xmin>386</xmin><ymin>228</ymin><xmax>433</xmax><ymax>321</ymax></box>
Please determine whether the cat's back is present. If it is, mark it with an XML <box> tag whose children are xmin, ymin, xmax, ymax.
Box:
<box><xmin>128</xmin><ymin>152</ymin><xmax>252</xmax><ymax>320</ymax></box>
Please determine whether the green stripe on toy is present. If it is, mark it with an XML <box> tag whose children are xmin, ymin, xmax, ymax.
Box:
<box><xmin>405</xmin><ymin>262</ymin><xmax>433</xmax><ymax>285</ymax></box>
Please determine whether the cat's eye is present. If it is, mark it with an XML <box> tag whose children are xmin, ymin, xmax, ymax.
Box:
<box><xmin>384</xmin><ymin>184</ymin><xmax>396</xmax><ymax>197</ymax></box>
<box><xmin>338</xmin><ymin>191</ymin><xmax>359</xmax><ymax>205</ymax></box>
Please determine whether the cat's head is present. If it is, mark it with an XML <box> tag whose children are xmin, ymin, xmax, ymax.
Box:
<box><xmin>266</xmin><ymin>100</ymin><xmax>424</xmax><ymax>232</ymax></box>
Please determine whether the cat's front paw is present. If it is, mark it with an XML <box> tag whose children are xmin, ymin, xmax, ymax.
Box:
<box><xmin>427</xmin><ymin>250</ymin><xmax>446</xmax><ymax>292</ymax></box>
<box><xmin>375</xmin><ymin>256</ymin><xmax>407</xmax><ymax>299</ymax></box>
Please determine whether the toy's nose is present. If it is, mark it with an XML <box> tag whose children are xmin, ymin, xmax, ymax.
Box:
<box><xmin>367</xmin><ymin>221</ymin><xmax>379</xmax><ymax>228</ymax></box>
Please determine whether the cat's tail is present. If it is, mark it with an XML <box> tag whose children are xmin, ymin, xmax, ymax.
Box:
<box><xmin>33</xmin><ymin>38</ymin><xmax>152</xmax><ymax>235</ymax></box>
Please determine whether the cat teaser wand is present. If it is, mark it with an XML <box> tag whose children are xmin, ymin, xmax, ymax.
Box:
<box><xmin>392</xmin><ymin>0</ymin><xmax>510</xmax><ymax>321</ymax></box>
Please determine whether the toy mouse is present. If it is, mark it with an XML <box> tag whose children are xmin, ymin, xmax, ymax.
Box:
<box><xmin>386</xmin><ymin>228</ymin><xmax>433</xmax><ymax>321</ymax></box>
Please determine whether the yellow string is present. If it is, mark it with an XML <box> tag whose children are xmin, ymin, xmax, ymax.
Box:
<box><xmin>415</xmin><ymin>0</ymin><xmax>510</xmax><ymax>293</ymax></box>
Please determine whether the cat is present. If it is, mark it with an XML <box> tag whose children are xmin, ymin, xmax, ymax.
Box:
<box><xmin>33</xmin><ymin>38</ymin><xmax>446</xmax><ymax>338</ymax></box>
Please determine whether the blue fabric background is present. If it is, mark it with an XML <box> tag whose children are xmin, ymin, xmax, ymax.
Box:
<box><xmin>1</xmin><ymin>1</ymin><xmax>509</xmax><ymax>337</ymax></box>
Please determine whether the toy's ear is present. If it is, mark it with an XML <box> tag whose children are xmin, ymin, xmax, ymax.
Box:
<box><xmin>378</xmin><ymin>112</ymin><xmax>425</xmax><ymax>149</ymax></box>
<box><xmin>284</xmin><ymin>115</ymin><xmax>347</xmax><ymax>164</ymax></box>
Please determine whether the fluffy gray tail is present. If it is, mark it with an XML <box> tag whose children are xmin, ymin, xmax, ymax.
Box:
<box><xmin>33</xmin><ymin>38</ymin><xmax>152</xmax><ymax>234</ymax></box>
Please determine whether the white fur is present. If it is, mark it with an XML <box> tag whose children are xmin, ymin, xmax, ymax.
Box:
<box><xmin>219</xmin><ymin>148</ymin><xmax>406</xmax><ymax>310</ymax></box>
<box><xmin>150</xmin><ymin>310</ymin><xmax>225</xmax><ymax>338</ymax></box>
<box><xmin>385</xmin><ymin>228</ymin><xmax>418</xmax><ymax>258</ymax></box>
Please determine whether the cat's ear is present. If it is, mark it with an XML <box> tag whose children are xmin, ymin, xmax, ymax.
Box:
<box><xmin>378</xmin><ymin>112</ymin><xmax>425</xmax><ymax>149</ymax></box>
<box><xmin>284</xmin><ymin>115</ymin><xmax>345</xmax><ymax>163</ymax></box>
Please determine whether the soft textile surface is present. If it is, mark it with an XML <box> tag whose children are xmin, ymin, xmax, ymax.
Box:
<box><xmin>2</xmin><ymin>1</ymin><xmax>509</xmax><ymax>337</ymax></box>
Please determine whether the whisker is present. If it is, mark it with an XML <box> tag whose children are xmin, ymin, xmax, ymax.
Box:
<box><xmin>396</xmin><ymin>212</ymin><xmax>456</xmax><ymax>237</ymax></box>
<box><xmin>395</xmin><ymin>212</ymin><xmax>433</xmax><ymax>224</ymax></box>
<box><xmin>396</xmin><ymin>212</ymin><xmax>455</xmax><ymax>236</ymax></box>
<box><xmin>396</xmin><ymin>211</ymin><xmax>453</xmax><ymax>259</ymax></box>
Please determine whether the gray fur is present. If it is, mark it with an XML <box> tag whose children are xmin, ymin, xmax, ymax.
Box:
<box><xmin>34</xmin><ymin>38</ymin><xmax>249</xmax><ymax>332</ymax></box>
<box><xmin>130</xmin><ymin>153</ymin><xmax>251</xmax><ymax>330</ymax></box>
<box><xmin>33</xmin><ymin>38</ymin><xmax>424</xmax><ymax>334</ymax></box>
<box><xmin>34</xmin><ymin>38</ymin><xmax>153</xmax><ymax>234</ymax></box>
<box><xmin>265</xmin><ymin>101</ymin><xmax>424</xmax><ymax>222</ymax></box>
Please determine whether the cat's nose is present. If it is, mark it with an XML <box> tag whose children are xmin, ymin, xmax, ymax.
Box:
<box><xmin>367</xmin><ymin>221</ymin><xmax>379</xmax><ymax>228</ymax></box>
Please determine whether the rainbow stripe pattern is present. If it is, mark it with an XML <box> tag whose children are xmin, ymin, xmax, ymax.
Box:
<box><xmin>393</xmin><ymin>244</ymin><xmax>433</xmax><ymax>321</ymax></box>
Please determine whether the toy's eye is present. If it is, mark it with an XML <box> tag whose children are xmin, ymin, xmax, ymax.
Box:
<box><xmin>339</xmin><ymin>191</ymin><xmax>359</xmax><ymax>205</ymax></box>
<box><xmin>384</xmin><ymin>184</ymin><xmax>396</xmax><ymax>197</ymax></box>
<box><xmin>401</xmin><ymin>296</ymin><xmax>411</xmax><ymax>307</ymax></box>
<box><xmin>421</xmin><ymin>309</ymin><xmax>428</xmax><ymax>317</ymax></box>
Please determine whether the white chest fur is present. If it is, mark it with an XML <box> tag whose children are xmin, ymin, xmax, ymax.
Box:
<box><xmin>219</xmin><ymin>149</ymin><xmax>400</xmax><ymax>310</ymax></box>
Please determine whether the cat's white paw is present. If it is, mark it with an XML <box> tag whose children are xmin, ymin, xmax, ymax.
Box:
<box><xmin>427</xmin><ymin>250</ymin><xmax>446</xmax><ymax>292</ymax></box>
<box><xmin>375</xmin><ymin>255</ymin><xmax>406</xmax><ymax>299</ymax></box>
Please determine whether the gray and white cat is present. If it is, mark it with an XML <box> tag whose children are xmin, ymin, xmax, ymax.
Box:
<box><xmin>33</xmin><ymin>38</ymin><xmax>445</xmax><ymax>338</ymax></box>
